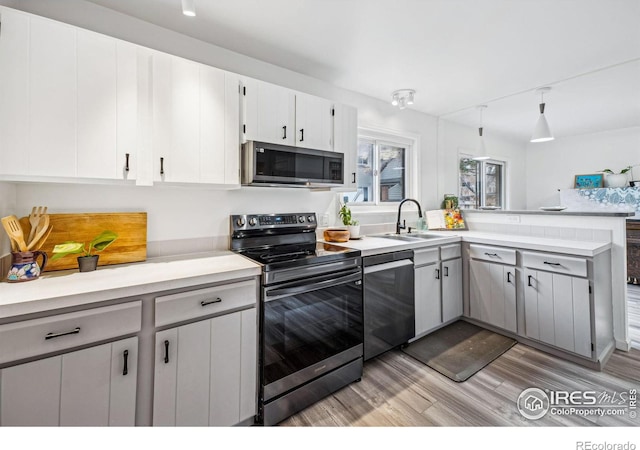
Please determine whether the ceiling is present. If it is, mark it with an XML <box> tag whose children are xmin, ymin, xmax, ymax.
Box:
<box><xmin>85</xmin><ymin>0</ymin><xmax>640</xmax><ymax>142</ymax></box>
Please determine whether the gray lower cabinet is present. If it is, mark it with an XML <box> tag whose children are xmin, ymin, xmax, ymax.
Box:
<box><xmin>0</xmin><ymin>337</ymin><xmax>138</xmax><ymax>426</ymax></box>
<box><xmin>152</xmin><ymin>281</ymin><xmax>257</xmax><ymax>426</ymax></box>
<box><xmin>469</xmin><ymin>258</ymin><xmax>517</xmax><ymax>333</ymax></box>
<box><xmin>414</xmin><ymin>244</ymin><xmax>463</xmax><ymax>338</ymax></box>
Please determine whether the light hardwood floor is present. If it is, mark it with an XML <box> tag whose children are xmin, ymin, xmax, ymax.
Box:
<box><xmin>280</xmin><ymin>288</ymin><xmax>640</xmax><ymax>427</ymax></box>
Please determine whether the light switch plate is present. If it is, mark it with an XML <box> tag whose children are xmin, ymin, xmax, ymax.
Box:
<box><xmin>506</xmin><ymin>215</ymin><xmax>521</xmax><ymax>224</ymax></box>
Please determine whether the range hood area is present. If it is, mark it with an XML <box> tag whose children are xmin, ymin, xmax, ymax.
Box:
<box><xmin>241</xmin><ymin>141</ymin><xmax>344</xmax><ymax>188</ymax></box>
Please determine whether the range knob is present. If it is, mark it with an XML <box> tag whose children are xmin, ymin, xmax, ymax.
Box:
<box><xmin>249</xmin><ymin>217</ymin><xmax>257</xmax><ymax>226</ymax></box>
<box><xmin>298</xmin><ymin>216</ymin><xmax>305</xmax><ymax>223</ymax></box>
<box><xmin>307</xmin><ymin>215</ymin><xmax>315</xmax><ymax>222</ymax></box>
<box><xmin>235</xmin><ymin>217</ymin><xmax>245</xmax><ymax>227</ymax></box>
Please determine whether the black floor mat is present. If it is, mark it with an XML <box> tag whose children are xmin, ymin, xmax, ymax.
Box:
<box><xmin>401</xmin><ymin>320</ymin><xmax>517</xmax><ymax>382</ymax></box>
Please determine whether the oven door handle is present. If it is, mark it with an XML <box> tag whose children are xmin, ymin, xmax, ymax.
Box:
<box><xmin>264</xmin><ymin>272</ymin><xmax>362</xmax><ymax>302</ymax></box>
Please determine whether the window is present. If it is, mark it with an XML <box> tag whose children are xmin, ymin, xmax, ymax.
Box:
<box><xmin>459</xmin><ymin>156</ymin><xmax>505</xmax><ymax>209</ymax></box>
<box><xmin>343</xmin><ymin>133</ymin><xmax>412</xmax><ymax>205</ymax></box>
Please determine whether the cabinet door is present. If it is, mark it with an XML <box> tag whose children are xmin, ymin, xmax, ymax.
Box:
<box><xmin>295</xmin><ymin>93</ymin><xmax>333</xmax><ymax>151</ymax></box>
<box><xmin>209</xmin><ymin>312</ymin><xmax>241</xmax><ymax>425</ymax></box>
<box><xmin>0</xmin><ymin>337</ymin><xmax>137</xmax><ymax>426</ymax></box>
<box><xmin>333</xmin><ymin>103</ymin><xmax>358</xmax><ymax>188</ymax></box>
<box><xmin>0</xmin><ymin>356</ymin><xmax>62</xmax><ymax>426</ymax></box>
<box><xmin>415</xmin><ymin>262</ymin><xmax>442</xmax><ymax>336</ymax></box>
<box><xmin>470</xmin><ymin>260</ymin><xmax>516</xmax><ymax>332</ymax></box>
<box><xmin>239</xmin><ymin>308</ymin><xmax>258</xmax><ymax>422</ymax></box>
<box><xmin>244</xmin><ymin>79</ymin><xmax>296</xmax><ymax>146</ymax></box>
<box><xmin>200</xmin><ymin>64</ymin><xmax>226</xmax><ymax>184</ymax></box>
<box><xmin>469</xmin><ymin>259</ymin><xmax>491</xmax><ymax>323</ymax></box>
<box><xmin>224</xmin><ymin>73</ymin><xmax>241</xmax><ymax>185</ymax></box>
<box><xmin>442</xmin><ymin>258</ymin><xmax>463</xmax><ymax>323</ymax></box>
<box><xmin>524</xmin><ymin>270</ymin><xmax>592</xmax><ymax>357</ymax></box>
<box><xmin>0</xmin><ymin>8</ymin><xmax>30</xmax><ymax>176</ymax></box>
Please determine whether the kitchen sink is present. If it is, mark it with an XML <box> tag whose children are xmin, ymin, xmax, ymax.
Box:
<box><xmin>377</xmin><ymin>233</ymin><xmax>443</xmax><ymax>241</ymax></box>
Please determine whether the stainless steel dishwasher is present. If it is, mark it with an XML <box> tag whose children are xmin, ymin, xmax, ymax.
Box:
<box><xmin>363</xmin><ymin>250</ymin><xmax>415</xmax><ymax>360</ymax></box>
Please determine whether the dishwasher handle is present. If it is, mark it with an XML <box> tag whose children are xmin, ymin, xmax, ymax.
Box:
<box><xmin>363</xmin><ymin>259</ymin><xmax>413</xmax><ymax>275</ymax></box>
<box><xmin>264</xmin><ymin>271</ymin><xmax>362</xmax><ymax>302</ymax></box>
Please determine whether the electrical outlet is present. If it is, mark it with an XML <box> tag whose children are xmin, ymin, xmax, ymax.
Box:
<box><xmin>320</xmin><ymin>214</ymin><xmax>329</xmax><ymax>227</ymax></box>
<box><xmin>506</xmin><ymin>215</ymin><xmax>521</xmax><ymax>224</ymax></box>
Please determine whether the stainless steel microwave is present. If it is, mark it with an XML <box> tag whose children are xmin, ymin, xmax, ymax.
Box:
<box><xmin>241</xmin><ymin>141</ymin><xmax>344</xmax><ymax>187</ymax></box>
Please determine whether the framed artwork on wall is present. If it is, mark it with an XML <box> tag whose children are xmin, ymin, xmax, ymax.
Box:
<box><xmin>574</xmin><ymin>174</ymin><xmax>604</xmax><ymax>189</ymax></box>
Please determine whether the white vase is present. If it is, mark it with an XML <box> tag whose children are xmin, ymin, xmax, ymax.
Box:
<box><xmin>605</xmin><ymin>174</ymin><xmax>628</xmax><ymax>188</ymax></box>
<box><xmin>347</xmin><ymin>225</ymin><xmax>361</xmax><ymax>239</ymax></box>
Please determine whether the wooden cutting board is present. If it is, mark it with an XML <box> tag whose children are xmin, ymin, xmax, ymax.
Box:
<box><xmin>19</xmin><ymin>212</ymin><xmax>147</xmax><ymax>272</ymax></box>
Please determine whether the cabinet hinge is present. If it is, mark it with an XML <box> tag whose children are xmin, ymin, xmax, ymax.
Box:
<box><xmin>243</xmin><ymin>86</ymin><xmax>246</xmax><ymax>96</ymax></box>
<box><xmin>243</xmin><ymin>124</ymin><xmax>246</xmax><ymax>134</ymax></box>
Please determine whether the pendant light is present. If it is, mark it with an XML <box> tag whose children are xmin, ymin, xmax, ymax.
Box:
<box><xmin>530</xmin><ymin>87</ymin><xmax>554</xmax><ymax>142</ymax></box>
<box><xmin>182</xmin><ymin>0</ymin><xmax>196</xmax><ymax>17</ymax></box>
<box><xmin>473</xmin><ymin>105</ymin><xmax>491</xmax><ymax>160</ymax></box>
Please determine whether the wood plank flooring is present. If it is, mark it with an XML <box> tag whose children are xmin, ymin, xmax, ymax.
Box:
<box><xmin>280</xmin><ymin>287</ymin><xmax>640</xmax><ymax>427</ymax></box>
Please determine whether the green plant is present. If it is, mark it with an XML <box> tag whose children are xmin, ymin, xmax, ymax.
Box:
<box><xmin>51</xmin><ymin>230</ymin><xmax>118</xmax><ymax>261</ymax></box>
<box><xmin>602</xmin><ymin>166</ymin><xmax>633</xmax><ymax>175</ymax></box>
<box><xmin>338</xmin><ymin>203</ymin><xmax>358</xmax><ymax>226</ymax></box>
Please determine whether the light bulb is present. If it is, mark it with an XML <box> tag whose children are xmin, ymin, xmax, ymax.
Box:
<box><xmin>182</xmin><ymin>0</ymin><xmax>196</xmax><ymax>16</ymax></box>
<box><xmin>391</xmin><ymin>93</ymin><xmax>399</xmax><ymax>106</ymax></box>
<box><xmin>407</xmin><ymin>92</ymin><xmax>414</xmax><ymax>105</ymax></box>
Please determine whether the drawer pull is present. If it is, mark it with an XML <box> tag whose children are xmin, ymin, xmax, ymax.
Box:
<box><xmin>125</xmin><ymin>153</ymin><xmax>130</xmax><ymax>172</ymax></box>
<box><xmin>160</xmin><ymin>157</ymin><xmax>165</xmax><ymax>175</ymax></box>
<box><xmin>435</xmin><ymin>268</ymin><xmax>440</xmax><ymax>280</ymax></box>
<box><xmin>164</xmin><ymin>340</ymin><xmax>170</xmax><ymax>364</ymax></box>
<box><xmin>507</xmin><ymin>272</ymin><xmax>513</xmax><ymax>283</ymax></box>
<box><xmin>123</xmin><ymin>350</ymin><xmax>129</xmax><ymax>376</ymax></box>
<box><xmin>45</xmin><ymin>327</ymin><xmax>81</xmax><ymax>340</ymax></box>
<box><xmin>543</xmin><ymin>261</ymin><xmax>562</xmax><ymax>266</ymax></box>
<box><xmin>444</xmin><ymin>266</ymin><xmax>449</xmax><ymax>277</ymax></box>
<box><xmin>528</xmin><ymin>275</ymin><xmax>534</xmax><ymax>287</ymax></box>
<box><xmin>282</xmin><ymin>125</ymin><xmax>287</xmax><ymax>140</ymax></box>
<box><xmin>484</xmin><ymin>252</ymin><xmax>499</xmax><ymax>257</ymax></box>
<box><xmin>201</xmin><ymin>297</ymin><xmax>222</xmax><ymax>307</ymax></box>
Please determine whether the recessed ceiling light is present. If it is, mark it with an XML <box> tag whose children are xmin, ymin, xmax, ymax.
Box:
<box><xmin>182</xmin><ymin>0</ymin><xmax>196</xmax><ymax>17</ymax></box>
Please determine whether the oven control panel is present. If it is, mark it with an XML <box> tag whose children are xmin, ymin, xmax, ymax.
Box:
<box><xmin>231</xmin><ymin>213</ymin><xmax>316</xmax><ymax>231</ymax></box>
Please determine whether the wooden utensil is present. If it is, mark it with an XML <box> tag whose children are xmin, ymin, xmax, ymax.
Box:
<box><xmin>27</xmin><ymin>206</ymin><xmax>47</xmax><ymax>244</ymax></box>
<box><xmin>27</xmin><ymin>214</ymin><xmax>50</xmax><ymax>251</ymax></box>
<box><xmin>1</xmin><ymin>215</ymin><xmax>28</xmax><ymax>252</ymax></box>
<box><xmin>31</xmin><ymin>224</ymin><xmax>53</xmax><ymax>251</ymax></box>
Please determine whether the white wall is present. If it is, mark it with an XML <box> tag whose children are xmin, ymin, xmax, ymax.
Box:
<box><xmin>526</xmin><ymin>127</ymin><xmax>640</xmax><ymax>209</ymax></box>
<box><xmin>0</xmin><ymin>0</ymin><xmax>439</xmax><ymax>248</ymax></box>
<box><xmin>0</xmin><ymin>182</ymin><xmax>17</xmax><ymax>255</ymax></box>
<box><xmin>437</xmin><ymin>119</ymin><xmax>528</xmax><ymax>209</ymax></box>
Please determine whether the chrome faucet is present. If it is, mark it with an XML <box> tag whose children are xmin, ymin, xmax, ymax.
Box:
<box><xmin>396</xmin><ymin>198</ymin><xmax>423</xmax><ymax>234</ymax></box>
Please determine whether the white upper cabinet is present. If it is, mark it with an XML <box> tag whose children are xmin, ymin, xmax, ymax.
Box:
<box><xmin>295</xmin><ymin>93</ymin><xmax>333</xmax><ymax>151</ymax></box>
<box><xmin>0</xmin><ymin>8</ymin><xmax>141</xmax><ymax>182</ymax></box>
<box><xmin>242</xmin><ymin>78</ymin><xmax>339</xmax><ymax>152</ymax></box>
<box><xmin>333</xmin><ymin>103</ymin><xmax>358</xmax><ymax>187</ymax></box>
<box><xmin>151</xmin><ymin>52</ymin><xmax>240</xmax><ymax>186</ymax></box>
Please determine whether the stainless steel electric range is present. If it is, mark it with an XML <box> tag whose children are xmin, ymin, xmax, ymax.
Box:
<box><xmin>230</xmin><ymin>212</ymin><xmax>363</xmax><ymax>425</ymax></box>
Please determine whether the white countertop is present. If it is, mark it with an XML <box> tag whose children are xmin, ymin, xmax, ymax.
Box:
<box><xmin>0</xmin><ymin>251</ymin><xmax>261</xmax><ymax>320</ymax></box>
<box><xmin>327</xmin><ymin>231</ymin><xmax>611</xmax><ymax>257</ymax></box>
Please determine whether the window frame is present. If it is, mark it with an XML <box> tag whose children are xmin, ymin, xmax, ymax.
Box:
<box><xmin>344</xmin><ymin>127</ymin><xmax>418</xmax><ymax>209</ymax></box>
<box><xmin>458</xmin><ymin>153</ymin><xmax>507</xmax><ymax>209</ymax></box>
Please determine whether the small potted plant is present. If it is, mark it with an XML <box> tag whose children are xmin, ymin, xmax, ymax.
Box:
<box><xmin>338</xmin><ymin>203</ymin><xmax>360</xmax><ymax>239</ymax></box>
<box><xmin>51</xmin><ymin>230</ymin><xmax>118</xmax><ymax>272</ymax></box>
<box><xmin>602</xmin><ymin>166</ymin><xmax>633</xmax><ymax>188</ymax></box>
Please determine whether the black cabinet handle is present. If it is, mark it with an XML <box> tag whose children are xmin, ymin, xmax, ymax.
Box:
<box><xmin>160</xmin><ymin>157</ymin><xmax>165</xmax><ymax>175</ymax></box>
<box><xmin>351</xmin><ymin>172</ymin><xmax>356</xmax><ymax>184</ymax></box>
<box><xmin>435</xmin><ymin>268</ymin><xmax>440</xmax><ymax>280</ymax></box>
<box><xmin>444</xmin><ymin>266</ymin><xmax>449</xmax><ymax>277</ymax></box>
<box><xmin>484</xmin><ymin>252</ymin><xmax>498</xmax><ymax>257</ymax></box>
<box><xmin>123</xmin><ymin>350</ymin><xmax>129</xmax><ymax>376</ymax></box>
<box><xmin>507</xmin><ymin>272</ymin><xmax>512</xmax><ymax>283</ymax></box>
<box><xmin>201</xmin><ymin>297</ymin><xmax>222</xmax><ymax>307</ymax></box>
<box><xmin>282</xmin><ymin>126</ymin><xmax>287</xmax><ymax>139</ymax></box>
<box><xmin>300</xmin><ymin>128</ymin><xmax>304</xmax><ymax>142</ymax></box>
<box><xmin>543</xmin><ymin>261</ymin><xmax>561</xmax><ymax>266</ymax></box>
<box><xmin>45</xmin><ymin>327</ymin><xmax>81</xmax><ymax>340</ymax></box>
<box><xmin>163</xmin><ymin>340</ymin><xmax>170</xmax><ymax>364</ymax></box>
<box><xmin>528</xmin><ymin>275</ymin><xmax>534</xmax><ymax>287</ymax></box>
<box><xmin>125</xmin><ymin>153</ymin><xmax>130</xmax><ymax>172</ymax></box>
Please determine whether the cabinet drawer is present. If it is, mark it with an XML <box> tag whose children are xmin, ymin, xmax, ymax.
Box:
<box><xmin>522</xmin><ymin>252</ymin><xmax>587</xmax><ymax>278</ymax></box>
<box><xmin>155</xmin><ymin>279</ymin><xmax>257</xmax><ymax>327</ymax></box>
<box><xmin>0</xmin><ymin>301</ymin><xmax>141</xmax><ymax>365</ymax></box>
<box><xmin>469</xmin><ymin>244</ymin><xmax>516</xmax><ymax>266</ymax></box>
<box><xmin>413</xmin><ymin>247</ymin><xmax>439</xmax><ymax>267</ymax></box>
<box><xmin>440</xmin><ymin>244</ymin><xmax>461</xmax><ymax>261</ymax></box>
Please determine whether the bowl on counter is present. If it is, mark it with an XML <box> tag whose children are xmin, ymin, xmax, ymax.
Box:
<box><xmin>323</xmin><ymin>228</ymin><xmax>350</xmax><ymax>242</ymax></box>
